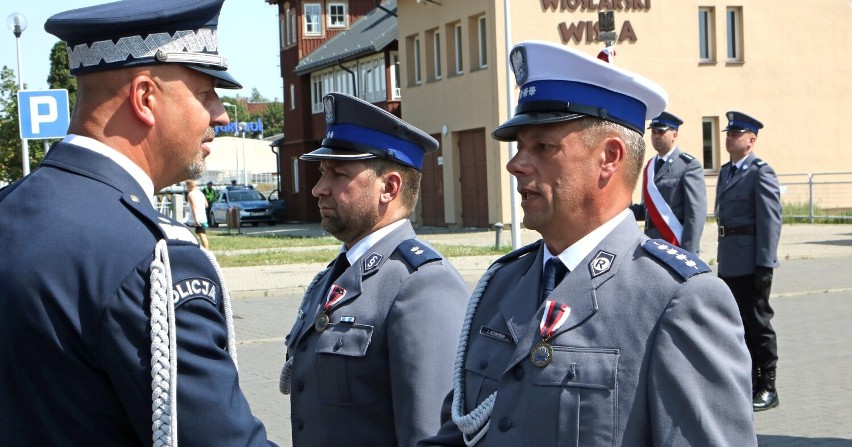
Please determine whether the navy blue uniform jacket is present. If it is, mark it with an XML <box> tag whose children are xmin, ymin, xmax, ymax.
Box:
<box><xmin>0</xmin><ymin>142</ymin><xmax>274</xmax><ymax>446</ymax></box>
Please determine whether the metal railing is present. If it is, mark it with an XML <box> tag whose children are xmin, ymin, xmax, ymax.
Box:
<box><xmin>706</xmin><ymin>171</ymin><xmax>852</xmax><ymax>222</ymax></box>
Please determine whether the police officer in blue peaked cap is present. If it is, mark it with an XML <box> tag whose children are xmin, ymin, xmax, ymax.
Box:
<box><xmin>45</xmin><ymin>0</ymin><xmax>241</xmax><ymax>89</ymax></box>
<box><xmin>648</xmin><ymin>111</ymin><xmax>684</xmax><ymax>131</ymax></box>
<box><xmin>301</xmin><ymin>93</ymin><xmax>438</xmax><ymax>171</ymax></box>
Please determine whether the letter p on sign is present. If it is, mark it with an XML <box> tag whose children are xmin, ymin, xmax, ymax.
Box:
<box><xmin>17</xmin><ymin>89</ymin><xmax>70</xmax><ymax>139</ymax></box>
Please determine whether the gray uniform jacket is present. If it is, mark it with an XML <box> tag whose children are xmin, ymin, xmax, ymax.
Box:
<box><xmin>284</xmin><ymin>221</ymin><xmax>470</xmax><ymax>446</ymax></box>
<box><xmin>631</xmin><ymin>147</ymin><xmax>707</xmax><ymax>253</ymax></box>
<box><xmin>421</xmin><ymin>216</ymin><xmax>756</xmax><ymax>446</ymax></box>
<box><xmin>715</xmin><ymin>153</ymin><xmax>782</xmax><ymax>277</ymax></box>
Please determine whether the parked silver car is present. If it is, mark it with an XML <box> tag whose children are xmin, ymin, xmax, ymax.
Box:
<box><xmin>209</xmin><ymin>187</ymin><xmax>276</xmax><ymax>227</ymax></box>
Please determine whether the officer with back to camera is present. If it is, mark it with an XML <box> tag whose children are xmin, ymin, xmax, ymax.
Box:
<box><xmin>716</xmin><ymin>111</ymin><xmax>782</xmax><ymax>411</ymax></box>
<box><xmin>630</xmin><ymin>112</ymin><xmax>707</xmax><ymax>254</ymax></box>
<box><xmin>419</xmin><ymin>41</ymin><xmax>756</xmax><ymax>446</ymax></box>
<box><xmin>0</xmin><ymin>1</ymin><xmax>276</xmax><ymax>445</ymax></box>
<box><xmin>280</xmin><ymin>93</ymin><xmax>470</xmax><ymax>446</ymax></box>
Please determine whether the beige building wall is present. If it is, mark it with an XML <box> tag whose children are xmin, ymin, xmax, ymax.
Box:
<box><xmin>399</xmin><ymin>0</ymin><xmax>852</xmax><ymax>227</ymax></box>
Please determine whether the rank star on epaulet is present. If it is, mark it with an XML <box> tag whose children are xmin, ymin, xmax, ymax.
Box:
<box><xmin>643</xmin><ymin>239</ymin><xmax>710</xmax><ymax>280</ymax></box>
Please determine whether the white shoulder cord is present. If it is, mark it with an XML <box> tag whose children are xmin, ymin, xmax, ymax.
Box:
<box><xmin>201</xmin><ymin>247</ymin><xmax>238</xmax><ymax>368</ymax></box>
<box><xmin>279</xmin><ymin>267</ymin><xmax>329</xmax><ymax>395</ymax></box>
<box><xmin>150</xmin><ymin>239</ymin><xmax>178</xmax><ymax>447</ymax></box>
<box><xmin>451</xmin><ymin>261</ymin><xmax>503</xmax><ymax>446</ymax></box>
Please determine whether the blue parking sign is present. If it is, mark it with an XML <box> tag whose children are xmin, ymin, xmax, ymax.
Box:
<box><xmin>18</xmin><ymin>89</ymin><xmax>70</xmax><ymax>139</ymax></box>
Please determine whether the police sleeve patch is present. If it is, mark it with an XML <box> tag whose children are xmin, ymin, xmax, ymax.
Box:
<box><xmin>172</xmin><ymin>277</ymin><xmax>218</xmax><ymax>308</ymax></box>
<box><xmin>396</xmin><ymin>238</ymin><xmax>441</xmax><ymax>269</ymax></box>
<box><xmin>642</xmin><ymin>239</ymin><xmax>710</xmax><ymax>280</ymax></box>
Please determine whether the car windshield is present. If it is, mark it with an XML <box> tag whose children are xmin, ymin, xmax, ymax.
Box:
<box><xmin>229</xmin><ymin>190</ymin><xmax>265</xmax><ymax>202</ymax></box>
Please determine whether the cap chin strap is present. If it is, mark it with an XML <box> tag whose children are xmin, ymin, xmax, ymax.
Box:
<box><xmin>149</xmin><ymin>240</ymin><xmax>238</xmax><ymax>447</ymax></box>
<box><xmin>156</xmin><ymin>50</ymin><xmax>228</xmax><ymax>68</ymax></box>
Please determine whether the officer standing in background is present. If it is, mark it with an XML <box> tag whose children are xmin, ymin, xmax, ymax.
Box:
<box><xmin>716</xmin><ymin>111</ymin><xmax>782</xmax><ymax>411</ymax></box>
<box><xmin>420</xmin><ymin>41</ymin><xmax>755</xmax><ymax>446</ymax></box>
<box><xmin>280</xmin><ymin>93</ymin><xmax>470</xmax><ymax>446</ymax></box>
<box><xmin>0</xmin><ymin>1</ymin><xmax>276</xmax><ymax>445</ymax></box>
<box><xmin>630</xmin><ymin>112</ymin><xmax>707</xmax><ymax>254</ymax></box>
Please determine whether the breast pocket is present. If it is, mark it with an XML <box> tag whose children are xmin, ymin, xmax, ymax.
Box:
<box><xmin>532</xmin><ymin>347</ymin><xmax>619</xmax><ymax>447</ymax></box>
<box><xmin>463</xmin><ymin>328</ymin><xmax>516</xmax><ymax>411</ymax></box>
<box><xmin>314</xmin><ymin>323</ymin><xmax>376</xmax><ymax>405</ymax></box>
<box><xmin>656</xmin><ymin>178</ymin><xmax>678</xmax><ymax>197</ymax></box>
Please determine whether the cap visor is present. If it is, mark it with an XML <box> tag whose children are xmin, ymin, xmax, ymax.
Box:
<box><xmin>189</xmin><ymin>65</ymin><xmax>242</xmax><ymax>89</ymax></box>
<box><xmin>299</xmin><ymin>146</ymin><xmax>378</xmax><ymax>162</ymax></box>
<box><xmin>491</xmin><ymin>112</ymin><xmax>584</xmax><ymax>141</ymax></box>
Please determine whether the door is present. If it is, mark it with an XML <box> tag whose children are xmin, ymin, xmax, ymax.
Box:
<box><xmin>458</xmin><ymin>129</ymin><xmax>489</xmax><ymax>228</ymax></box>
<box><xmin>420</xmin><ymin>133</ymin><xmax>445</xmax><ymax>226</ymax></box>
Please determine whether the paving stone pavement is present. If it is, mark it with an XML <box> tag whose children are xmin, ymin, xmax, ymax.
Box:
<box><xmin>223</xmin><ymin>223</ymin><xmax>852</xmax><ymax>446</ymax></box>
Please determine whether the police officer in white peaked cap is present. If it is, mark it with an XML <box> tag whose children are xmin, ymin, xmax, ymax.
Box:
<box><xmin>281</xmin><ymin>93</ymin><xmax>470</xmax><ymax>446</ymax></box>
<box><xmin>0</xmin><ymin>1</ymin><xmax>277</xmax><ymax>446</ymax></box>
<box><xmin>420</xmin><ymin>41</ymin><xmax>756</xmax><ymax>446</ymax></box>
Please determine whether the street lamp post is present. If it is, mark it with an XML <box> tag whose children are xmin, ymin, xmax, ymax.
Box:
<box><xmin>7</xmin><ymin>13</ymin><xmax>29</xmax><ymax>177</ymax></box>
<box><xmin>222</xmin><ymin>102</ymin><xmax>243</xmax><ymax>185</ymax></box>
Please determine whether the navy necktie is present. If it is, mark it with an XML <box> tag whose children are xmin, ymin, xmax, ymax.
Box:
<box><xmin>654</xmin><ymin>157</ymin><xmax>664</xmax><ymax>174</ymax></box>
<box><xmin>326</xmin><ymin>252</ymin><xmax>350</xmax><ymax>287</ymax></box>
<box><xmin>541</xmin><ymin>258</ymin><xmax>569</xmax><ymax>304</ymax></box>
<box><xmin>729</xmin><ymin>165</ymin><xmax>738</xmax><ymax>180</ymax></box>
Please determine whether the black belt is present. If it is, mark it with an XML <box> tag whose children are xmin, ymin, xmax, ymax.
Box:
<box><xmin>718</xmin><ymin>225</ymin><xmax>756</xmax><ymax>237</ymax></box>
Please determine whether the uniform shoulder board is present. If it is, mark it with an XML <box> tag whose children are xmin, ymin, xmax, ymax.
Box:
<box><xmin>642</xmin><ymin>239</ymin><xmax>710</xmax><ymax>280</ymax></box>
<box><xmin>121</xmin><ymin>193</ymin><xmax>198</xmax><ymax>245</ymax></box>
<box><xmin>753</xmin><ymin>157</ymin><xmax>767</xmax><ymax>166</ymax></box>
<box><xmin>396</xmin><ymin>238</ymin><xmax>441</xmax><ymax>269</ymax></box>
<box><xmin>494</xmin><ymin>240</ymin><xmax>541</xmax><ymax>264</ymax></box>
<box><xmin>679</xmin><ymin>152</ymin><xmax>695</xmax><ymax>162</ymax></box>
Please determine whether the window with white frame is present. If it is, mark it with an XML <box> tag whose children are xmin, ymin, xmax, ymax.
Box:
<box><xmin>477</xmin><ymin>16</ymin><xmax>488</xmax><ymax>69</ymax></box>
<box><xmin>328</xmin><ymin>2</ymin><xmax>347</xmax><ymax>28</ymax></box>
<box><xmin>310</xmin><ymin>56</ymin><xmax>386</xmax><ymax>113</ymax></box>
<box><xmin>292</xmin><ymin>157</ymin><xmax>300</xmax><ymax>193</ymax></box>
<box><xmin>289</xmin><ymin>11</ymin><xmax>297</xmax><ymax>44</ymax></box>
<box><xmin>726</xmin><ymin>7</ymin><xmax>743</xmax><ymax>62</ymax></box>
<box><xmin>290</xmin><ymin>84</ymin><xmax>295</xmax><ymax>110</ymax></box>
<box><xmin>311</xmin><ymin>75</ymin><xmax>323</xmax><ymax>113</ymax></box>
<box><xmin>433</xmin><ymin>31</ymin><xmax>442</xmax><ymax>80</ymax></box>
<box><xmin>454</xmin><ymin>23</ymin><xmax>463</xmax><ymax>75</ymax></box>
<box><xmin>283</xmin><ymin>9</ymin><xmax>292</xmax><ymax>46</ymax></box>
<box><xmin>702</xmin><ymin>117</ymin><xmax>718</xmax><ymax>170</ymax></box>
<box><xmin>414</xmin><ymin>37</ymin><xmax>422</xmax><ymax>85</ymax></box>
<box><xmin>698</xmin><ymin>7</ymin><xmax>715</xmax><ymax>63</ymax></box>
<box><xmin>390</xmin><ymin>52</ymin><xmax>401</xmax><ymax>99</ymax></box>
<box><xmin>305</xmin><ymin>3</ymin><xmax>322</xmax><ymax>36</ymax></box>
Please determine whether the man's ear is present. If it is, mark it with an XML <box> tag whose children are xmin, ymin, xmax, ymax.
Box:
<box><xmin>379</xmin><ymin>171</ymin><xmax>402</xmax><ymax>204</ymax></box>
<box><xmin>599</xmin><ymin>136</ymin><xmax>626</xmax><ymax>182</ymax></box>
<box><xmin>129</xmin><ymin>75</ymin><xmax>157</xmax><ymax>127</ymax></box>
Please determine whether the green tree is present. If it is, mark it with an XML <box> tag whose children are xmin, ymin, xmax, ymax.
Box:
<box><xmin>255</xmin><ymin>100</ymin><xmax>283</xmax><ymax>137</ymax></box>
<box><xmin>0</xmin><ymin>66</ymin><xmax>44</xmax><ymax>183</ymax></box>
<box><xmin>47</xmin><ymin>41</ymin><xmax>77</xmax><ymax>110</ymax></box>
<box><xmin>249</xmin><ymin>88</ymin><xmax>268</xmax><ymax>103</ymax></box>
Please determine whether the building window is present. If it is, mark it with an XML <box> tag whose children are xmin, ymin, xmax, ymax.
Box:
<box><xmin>328</xmin><ymin>2</ymin><xmax>347</xmax><ymax>28</ymax></box>
<box><xmin>390</xmin><ymin>52</ymin><xmax>401</xmax><ymax>99</ymax></box>
<box><xmin>292</xmin><ymin>157</ymin><xmax>300</xmax><ymax>193</ymax></box>
<box><xmin>414</xmin><ymin>37</ymin><xmax>422</xmax><ymax>85</ymax></box>
<box><xmin>702</xmin><ymin>117</ymin><xmax>718</xmax><ymax>170</ymax></box>
<box><xmin>289</xmin><ymin>84</ymin><xmax>295</xmax><ymax>110</ymax></box>
<box><xmin>698</xmin><ymin>7</ymin><xmax>715</xmax><ymax>63</ymax></box>
<box><xmin>434</xmin><ymin>31</ymin><xmax>442</xmax><ymax>80</ymax></box>
<box><xmin>290</xmin><ymin>12</ymin><xmax>297</xmax><ymax>44</ymax></box>
<box><xmin>311</xmin><ymin>75</ymin><xmax>323</xmax><ymax>113</ymax></box>
<box><xmin>280</xmin><ymin>14</ymin><xmax>287</xmax><ymax>47</ymax></box>
<box><xmin>454</xmin><ymin>23</ymin><xmax>463</xmax><ymax>75</ymax></box>
<box><xmin>726</xmin><ymin>7</ymin><xmax>743</xmax><ymax>62</ymax></box>
<box><xmin>359</xmin><ymin>56</ymin><xmax>387</xmax><ymax>102</ymax></box>
<box><xmin>305</xmin><ymin>3</ymin><xmax>322</xmax><ymax>36</ymax></box>
<box><xmin>425</xmin><ymin>29</ymin><xmax>441</xmax><ymax>82</ymax></box>
<box><xmin>477</xmin><ymin>16</ymin><xmax>488</xmax><ymax>69</ymax></box>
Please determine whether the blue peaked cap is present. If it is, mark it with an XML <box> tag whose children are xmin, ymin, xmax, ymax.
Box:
<box><xmin>724</xmin><ymin>111</ymin><xmax>763</xmax><ymax>134</ymax></box>
<box><xmin>648</xmin><ymin>111</ymin><xmax>683</xmax><ymax>131</ymax></box>
<box><xmin>44</xmin><ymin>0</ymin><xmax>240</xmax><ymax>89</ymax></box>
<box><xmin>300</xmin><ymin>93</ymin><xmax>438</xmax><ymax>171</ymax></box>
<box><xmin>493</xmin><ymin>41</ymin><xmax>667</xmax><ymax>141</ymax></box>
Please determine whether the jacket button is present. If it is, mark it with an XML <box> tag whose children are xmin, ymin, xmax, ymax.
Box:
<box><xmin>295</xmin><ymin>380</ymin><xmax>305</xmax><ymax>392</ymax></box>
<box><xmin>479</xmin><ymin>359</ymin><xmax>489</xmax><ymax>370</ymax></box>
<box><xmin>498</xmin><ymin>417</ymin><xmax>513</xmax><ymax>432</ymax></box>
<box><xmin>512</xmin><ymin>365</ymin><xmax>525</xmax><ymax>380</ymax></box>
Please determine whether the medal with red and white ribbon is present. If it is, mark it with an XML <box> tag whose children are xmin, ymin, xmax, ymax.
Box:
<box><xmin>314</xmin><ymin>285</ymin><xmax>347</xmax><ymax>332</ymax></box>
<box><xmin>530</xmin><ymin>300</ymin><xmax>571</xmax><ymax>367</ymax></box>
